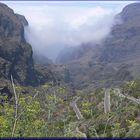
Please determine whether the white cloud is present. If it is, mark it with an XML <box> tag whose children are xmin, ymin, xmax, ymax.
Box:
<box><xmin>2</xmin><ymin>1</ymin><xmax>134</xmax><ymax>61</ymax></box>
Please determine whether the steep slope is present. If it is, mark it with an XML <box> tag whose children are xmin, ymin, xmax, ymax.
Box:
<box><xmin>99</xmin><ymin>2</ymin><xmax>140</xmax><ymax>79</ymax></box>
<box><xmin>0</xmin><ymin>3</ymin><xmax>38</xmax><ymax>87</ymax></box>
<box><xmin>0</xmin><ymin>2</ymin><xmax>66</xmax><ymax>98</ymax></box>
<box><xmin>57</xmin><ymin>2</ymin><xmax>140</xmax><ymax>91</ymax></box>
<box><xmin>100</xmin><ymin>3</ymin><xmax>140</xmax><ymax>63</ymax></box>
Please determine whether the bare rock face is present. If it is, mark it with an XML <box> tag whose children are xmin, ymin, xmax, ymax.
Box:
<box><xmin>0</xmin><ymin>3</ymin><xmax>38</xmax><ymax>86</ymax></box>
<box><xmin>0</xmin><ymin>2</ymin><xmax>62</xmax><ymax>98</ymax></box>
<box><xmin>16</xmin><ymin>14</ymin><xmax>28</xmax><ymax>26</ymax></box>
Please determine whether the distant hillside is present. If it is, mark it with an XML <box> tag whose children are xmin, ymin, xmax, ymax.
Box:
<box><xmin>100</xmin><ymin>2</ymin><xmax>140</xmax><ymax>63</ymax></box>
<box><xmin>56</xmin><ymin>3</ymin><xmax>140</xmax><ymax>91</ymax></box>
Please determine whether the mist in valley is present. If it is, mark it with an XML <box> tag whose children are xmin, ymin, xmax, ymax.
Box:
<box><xmin>3</xmin><ymin>1</ymin><xmax>134</xmax><ymax>63</ymax></box>
<box><xmin>1</xmin><ymin>1</ymin><xmax>140</xmax><ymax>138</ymax></box>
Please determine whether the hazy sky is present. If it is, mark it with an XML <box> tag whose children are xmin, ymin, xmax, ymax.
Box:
<box><xmin>2</xmin><ymin>1</ymin><xmax>135</xmax><ymax>61</ymax></box>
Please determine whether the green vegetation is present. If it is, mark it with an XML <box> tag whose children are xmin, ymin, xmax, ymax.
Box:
<box><xmin>0</xmin><ymin>80</ymin><xmax>140</xmax><ymax>138</ymax></box>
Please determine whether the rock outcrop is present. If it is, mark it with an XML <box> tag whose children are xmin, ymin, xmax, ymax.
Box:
<box><xmin>0</xmin><ymin>3</ymin><xmax>64</xmax><ymax>98</ymax></box>
<box><xmin>0</xmin><ymin>3</ymin><xmax>38</xmax><ymax>89</ymax></box>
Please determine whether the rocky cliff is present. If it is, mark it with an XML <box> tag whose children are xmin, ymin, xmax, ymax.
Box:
<box><xmin>0</xmin><ymin>3</ymin><xmax>39</xmax><ymax>88</ymax></box>
<box><xmin>0</xmin><ymin>2</ymin><xmax>66</xmax><ymax>99</ymax></box>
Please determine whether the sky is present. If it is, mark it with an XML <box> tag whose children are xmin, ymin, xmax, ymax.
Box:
<box><xmin>2</xmin><ymin>1</ymin><xmax>135</xmax><ymax>61</ymax></box>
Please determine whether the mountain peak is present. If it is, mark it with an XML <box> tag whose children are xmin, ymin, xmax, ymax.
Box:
<box><xmin>121</xmin><ymin>2</ymin><xmax>140</xmax><ymax>22</ymax></box>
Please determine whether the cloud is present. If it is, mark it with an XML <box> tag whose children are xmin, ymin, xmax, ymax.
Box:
<box><xmin>2</xmin><ymin>1</ymin><xmax>134</xmax><ymax>61</ymax></box>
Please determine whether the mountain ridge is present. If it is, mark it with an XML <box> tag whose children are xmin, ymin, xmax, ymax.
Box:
<box><xmin>56</xmin><ymin>2</ymin><xmax>140</xmax><ymax>91</ymax></box>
